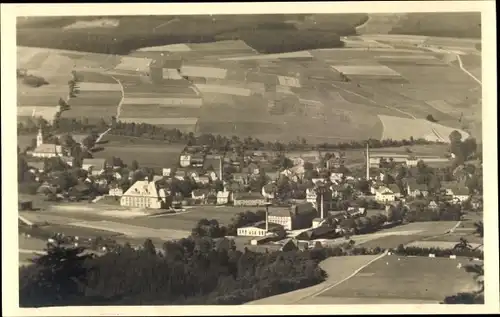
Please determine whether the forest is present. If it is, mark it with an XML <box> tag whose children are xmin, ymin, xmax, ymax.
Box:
<box><xmin>17</xmin><ymin>14</ymin><xmax>367</xmax><ymax>55</ymax></box>
<box><xmin>389</xmin><ymin>13</ymin><xmax>481</xmax><ymax>38</ymax></box>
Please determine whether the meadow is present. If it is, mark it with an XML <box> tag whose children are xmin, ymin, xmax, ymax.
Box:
<box><xmin>320</xmin><ymin>256</ymin><xmax>478</xmax><ymax>301</ymax></box>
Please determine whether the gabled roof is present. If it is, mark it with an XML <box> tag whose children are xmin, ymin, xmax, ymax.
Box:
<box><xmin>82</xmin><ymin>158</ymin><xmax>106</xmax><ymax>168</ymax></box>
<box><xmin>451</xmin><ymin>187</ymin><xmax>470</xmax><ymax>196</ymax></box>
<box><xmin>33</xmin><ymin>144</ymin><xmax>63</xmax><ymax>154</ymax></box>
<box><xmin>233</xmin><ymin>192</ymin><xmax>266</xmax><ymax>200</ymax></box>
<box><xmin>269</xmin><ymin>207</ymin><xmax>293</xmax><ymax>218</ymax></box>
<box><xmin>122</xmin><ymin>180</ymin><xmax>159</xmax><ymax>198</ymax></box>
<box><xmin>388</xmin><ymin>184</ymin><xmax>401</xmax><ymax>193</ymax></box>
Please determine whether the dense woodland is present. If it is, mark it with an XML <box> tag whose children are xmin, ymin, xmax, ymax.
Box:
<box><xmin>18</xmin><ymin>116</ymin><xmax>447</xmax><ymax>153</ymax></box>
<box><xmin>16</xmin><ymin>14</ymin><xmax>368</xmax><ymax>55</ymax></box>
<box><xmin>19</xmin><ymin>232</ymin><xmax>484</xmax><ymax>307</ymax></box>
<box><xmin>389</xmin><ymin>13</ymin><xmax>481</xmax><ymax>38</ymax></box>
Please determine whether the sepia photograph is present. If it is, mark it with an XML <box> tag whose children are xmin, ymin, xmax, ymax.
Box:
<box><xmin>2</xmin><ymin>1</ymin><xmax>498</xmax><ymax>315</ymax></box>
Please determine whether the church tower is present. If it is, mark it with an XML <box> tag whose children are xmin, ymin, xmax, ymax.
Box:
<box><xmin>36</xmin><ymin>128</ymin><xmax>44</xmax><ymax>147</ymax></box>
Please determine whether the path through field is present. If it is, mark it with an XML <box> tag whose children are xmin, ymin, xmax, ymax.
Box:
<box><xmin>109</xmin><ymin>74</ymin><xmax>125</xmax><ymax>118</ymax></box>
<box><xmin>456</xmin><ymin>54</ymin><xmax>482</xmax><ymax>85</ymax></box>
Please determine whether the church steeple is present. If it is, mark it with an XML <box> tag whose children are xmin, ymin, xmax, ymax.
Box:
<box><xmin>36</xmin><ymin>128</ymin><xmax>44</xmax><ymax>147</ymax></box>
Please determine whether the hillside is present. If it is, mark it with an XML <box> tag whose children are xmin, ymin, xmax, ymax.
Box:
<box><xmin>389</xmin><ymin>13</ymin><xmax>481</xmax><ymax>39</ymax></box>
<box><xmin>16</xmin><ymin>14</ymin><xmax>367</xmax><ymax>55</ymax></box>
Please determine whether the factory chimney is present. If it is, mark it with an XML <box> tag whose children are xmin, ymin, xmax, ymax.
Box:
<box><xmin>265</xmin><ymin>202</ymin><xmax>271</xmax><ymax>234</ymax></box>
<box><xmin>366</xmin><ymin>142</ymin><xmax>370</xmax><ymax>180</ymax></box>
<box><xmin>219</xmin><ymin>156</ymin><xmax>223</xmax><ymax>181</ymax></box>
<box><xmin>320</xmin><ymin>191</ymin><xmax>324</xmax><ymax>219</ymax></box>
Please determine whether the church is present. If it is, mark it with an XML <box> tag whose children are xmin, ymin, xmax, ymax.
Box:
<box><xmin>28</xmin><ymin>128</ymin><xmax>68</xmax><ymax>158</ymax></box>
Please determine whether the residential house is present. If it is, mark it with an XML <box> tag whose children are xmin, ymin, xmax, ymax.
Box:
<box><xmin>329</xmin><ymin>168</ymin><xmax>344</xmax><ymax>182</ymax></box>
<box><xmin>190</xmin><ymin>154</ymin><xmax>205</xmax><ymax>168</ymax></box>
<box><xmin>280</xmin><ymin>169</ymin><xmax>294</xmax><ymax>178</ymax></box>
<box><xmin>290</xmin><ymin>164</ymin><xmax>305</xmax><ymax>180</ymax></box>
<box><xmin>449</xmin><ymin>186</ymin><xmax>470</xmax><ymax>203</ymax></box>
<box><xmin>27</xmin><ymin>160</ymin><xmax>45</xmax><ymax>173</ymax></box>
<box><xmin>216</xmin><ymin>190</ymin><xmax>232</xmax><ymax>205</ymax></box>
<box><xmin>406</xmin><ymin>179</ymin><xmax>429</xmax><ymax>198</ymax></box>
<box><xmin>197</xmin><ymin>175</ymin><xmax>211</xmax><ymax>185</ymax></box>
<box><xmin>326</xmin><ymin>156</ymin><xmax>344</xmax><ymax>169</ymax></box>
<box><xmin>162</xmin><ymin>168</ymin><xmax>172</xmax><ymax>177</ymax></box>
<box><xmin>109</xmin><ymin>184</ymin><xmax>124</xmax><ymax>197</ymax></box>
<box><xmin>312</xmin><ymin>218</ymin><xmax>326</xmax><ymax>228</ymax></box>
<box><xmin>232</xmin><ymin>173</ymin><xmax>248</xmax><ymax>185</ymax></box>
<box><xmin>330</xmin><ymin>184</ymin><xmax>341</xmax><ymax>199</ymax></box>
<box><xmin>192</xmin><ymin>189</ymin><xmax>210</xmax><ymax>202</ymax></box>
<box><xmin>388</xmin><ymin>184</ymin><xmax>402</xmax><ymax>199</ymax></box>
<box><xmin>174</xmin><ymin>170</ymin><xmax>187</xmax><ymax>181</ymax></box>
<box><xmin>246</xmin><ymin>163</ymin><xmax>260</xmax><ymax>175</ymax></box>
<box><xmin>208</xmin><ymin>170</ymin><xmax>219</xmax><ymax>181</ymax></box>
<box><xmin>237</xmin><ymin>221</ymin><xmax>283</xmax><ymax>237</ymax></box>
<box><xmin>306</xmin><ymin>187</ymin><xmax>317</xmax><ymax>207</ymax></box>
<box><xmin>82</xmin><ymin>158</ymin><xmax>107</xmax><ymax>176</ymax></box>
<box><xmin>179</xmin><ymin>154</ymin><xmax>191</xmax><ymax>167</ymax></box>
<box><xmin>375</xmin><ymin>186</ymin><xmax>396</xmax><ymax>203</ymax></box>
<box><xmin>120</xmin><ymin>179</ymin><xmax>169</xmax><ymax>209</ymax></box>
<box><xmin>268</xmin><ymin>207</ymin><xmax>294</xmax><ymax>230</ymax></box>
<box><xmin>233</xmin><ymin>192</ymin><xmax>268</xmax><ymax>207</ymax></box>
<box><xmin>311</xmin><ymin>178</ymin><xmax>325</xmax><ymax>185</ymax></box>
<box><xmin>405</xmin><ymin>156</ymin><xmax>419</xmax><ymax>167</ymax></box>
<box><xmin>261</xmin><ymin>183</ymin><xmax>277</xmax><ymax>200</ymax></box>
<box><xmin>428</xmin><ymin>200</ymin><xmax>439</xmax><ymax>210</ymax></box>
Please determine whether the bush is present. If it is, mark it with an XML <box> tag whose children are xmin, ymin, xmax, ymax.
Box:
<box><xmin>22</xmin><ymin>75</ymin><xmax>49</xmax><ymax>88</ymax></box>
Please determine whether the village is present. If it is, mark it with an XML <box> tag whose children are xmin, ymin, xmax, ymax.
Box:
<box><xmin>18</xmin><ymin>124</ymin><xmax>483</xmax><ymax>252</ymax></box>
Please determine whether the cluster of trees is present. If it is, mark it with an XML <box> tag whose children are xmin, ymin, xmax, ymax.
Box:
<box><xmin>191</xmin><ymin>210</ymin><xmax>268</xmax><ymax>238</ymax></box>
<box><xmin>18</xmin><ymin>116</ymin><xmax>443</xmax><ymax>154</ymax></box>
<box><xmin>17</xmin><ymin>14</ymin><xmax>367</xmax><ymax>55</ymax></box>
<box><xmin>404</xmin><ymin>204</ymin><xmax>462</xmax><ymax>222</ymax></box>
<box><xmin>394</xmin><ymin>243</ymin><xmax>483</xmax><ymax>259</ymax></box>
<box><xmin>449</xmin><ymin>130</ymin><xmax>478</xmax><ymax>166</ymax></box>
<box><xmin>21</xmin><ymin>74</ymin><xmax>49</xmax><ymax>88</ymax></box>
<box><xmin>336</xmin><ymin>212</ymin><xmax>391</xmax><ymax>235</ymax></box>
<box><xmin>19</xmin><ymin>236</ymin><xmax>328</xmax><ymax>307</ymax></box>
<box><xmin>389</xmin><ymin>12</ymin><xmax>481</xmax><ymax>38</ymax></box>
<box><xmin>216</xmin><ymin>30</ymin><xmax>344</xmax><ymax>53</ymax></box>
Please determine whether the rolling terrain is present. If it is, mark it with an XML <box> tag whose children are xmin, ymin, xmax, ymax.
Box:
<box><xmin>17</xmin><ymin>14</ymin><xmax>482</xmax><ymax>144</ymax></box>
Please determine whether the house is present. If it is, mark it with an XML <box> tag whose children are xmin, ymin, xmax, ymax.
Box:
<box><xmin>375</xmin><ymin>186</ymin><xmax>396</xmax><ymax>203</ymax></box>
<box><xmin>326</xmin><ymin>157</ymin><xmax>343</xmax><ymax>169</ymax></box>
<box><xmin>179</xmin><ymin>154</ymin><xmax>191</xmax><ymax>167</ymax></box>
<box><xmin>428</xmin><ymin>200</ymin><xmax>439</xmax><ymax>210</ymax></box>
<box><xmin>216</xmin><ymin>190</ymin><xmax>231</xmax><ymax>205</ymax></box>
<box><xmin>208</xmin><ymin>171</ymin><xmax>219</xmax><ymax>181</ymax></box>
<box><xmin>196</xmin><ymin>175</ymin><xmax>211</xmax><ymax>185</ymax></box>
<box><xmin>237</xmin><ymin>221</ymin><xmax>283</xmax><ymax>237</ymax></box>
<box><xmin>174</xmin><ymin>170</ymin><xmax>187</xmax><ymax>181</ymax></box>
<box><xmin>82</xmin><ymin>158</ymin><xmax>107</xmax><ymax>176</ymax></box>
<box><xmin>109</xmin><ymin>185</ymin><xmax>124</xmax><ymax>197</ymax></box>
<box><xmin>261</xmin><ymin>183</ymin><xmax>277</xmax><ymax>199</ymax></box>
<box><xmin>233</xmin><ymin>192</ymin><xmax>268</xmax><ymax>207</ymax></box>
<box><xmin>232</xmin><ymin>173</ymin><xmax>248</xmax><ymax>185</ymax></box>
<box><xmin>162</xmin><ymin>168</ymin><xmax>172</xmax><ymax>177</ymax></box>
<box><xmin>306</xmin><ymin>188</ymin><xmax>317</xmax><ymax>207</ymax></box>
<box><xmin>60</xmin><ymin>156</ymin><xmax>74</xmax><ymax>167</ymax></box>
<box><xmin>449</xmin><ymin>186</ymin><xmax>470</xmax><ymax>203</ymax></box>
<box><xmin>311</xmin><ymin>178</ymin><xmax>325</xmax><ymax>185</ymax></box>
<box><xmin>192</xmin><ymin>189</ymin><xmax>210</xmax><ymax>201</ymax></box>
<box><xmin>190</xmin><ymin>154</ymin><xmax>205</xmax><ymax>167</ymax></box>
<box><xmin>120</xmin><ymin>179</ymin><xmax>169</xmax><ymax>209</ymax></box>
<box><xmin>405</xmin><ymin>156</ymin><xmax>419</xmax><ymax>167</ymax></box>
<box><xmin>406</xmin><ymin>180</ymin><xmax>429</xmax><ymax>198</ymax></box>
<box><xmin>295</xmin><ymin>226</ymin><xmax>337</xmax><ymax>241</ymax></box>
<box><xmin>330</xmin><ymin>184</ymin><xmax>341</xmax><ymax>199</ymax></box>
<box><xmin>290</xmin><ymin>164</ymin><xmax>305</xmax><ymax>178</ymax></box>
<box><xmin>347</xmin><ymin>207</ymin><xmax>367</xmax><ymax>217</ymax></box>
<box><xmin>27</xmin><ymin>160</ymin><xmax>45</xmax><ymax>173</ymax></box>
<box><xmin>388</xmin><ymin>184</ymin><xmax>402</xmax><ymax>199</ymax></box>
<box><xmin>29</xmin><ymin>144</ymin><xmax>67</xmax><ymax>158</ymax></box>
<box><xmin>312</xmin><ymin>218</ymin><xmax>326</xmax><ymax>228</ymax></box>
<box><xmin>268</xmin><ymin>207</ymin><xmax>294</xmax><ymax>230</ymax></box>
<box><xmin>246</xmin><ymin>163</ymin><xmax>260</xmax><ymax>175</ymax></box>
<box><xmin>270</xmin><ymin>202</ymin><xmax>317</xmax><ymax>230</ymax></box>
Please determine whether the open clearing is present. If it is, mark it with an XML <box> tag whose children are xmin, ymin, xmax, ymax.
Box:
<box><xmin>92</xmin><ymin>143</ymin><xmax>184</xmax><ymax>168</ymax></box>
<box><xmin>246</xmin><ymin>255</ymin><xmax>383</xmax><ymax>305</ymax></box>
<box><xmin>320</xmin><ymin>256</ymin><xmax>478</xmax><ymax>302</ymax></box>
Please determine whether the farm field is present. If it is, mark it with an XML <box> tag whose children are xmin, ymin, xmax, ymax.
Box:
<box><xmin>92</xmin><ymin>143</ymin><xmax>185</xmax><ymax>168</ymax></box>
<box><xmin>320</xmin><ymin>256</ymin><xmax>478</xmax><ymax>302</ymax></box>
<box><xmin>358</xmin><ymin>234</ymin><xmax>425</xmax><ymax>249</ymax></box>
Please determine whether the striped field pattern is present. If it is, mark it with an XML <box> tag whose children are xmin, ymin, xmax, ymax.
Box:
<box><xmin>78</xmin><ymin>82</ymin><xmax>122</xmax><ymax>92</ymax></box>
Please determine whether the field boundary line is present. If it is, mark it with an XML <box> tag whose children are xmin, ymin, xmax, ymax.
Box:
<box><xmin>109</xmin><ymin>74</ymin><xmax>125</xmax><ymax>119</ymax></box>
<box><xmin>456</xmin><ymin>54</ymin><xmax>482</xmax><ymax>85</ymax></box>
<box><xmin>292</xmin><ymin>251</ymin><xmax>388</xmax><ymax>303</ymax></box>
<box><xmin>331</xmin><ymin>83</ymin><xmax>416</xmax><ymax>120</ymax></box>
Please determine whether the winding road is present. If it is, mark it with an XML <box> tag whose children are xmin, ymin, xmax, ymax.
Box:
<box><xmin>456</xmin><ymin>54</ymin><xmax>482</xmax><ymax>85</ymax></box>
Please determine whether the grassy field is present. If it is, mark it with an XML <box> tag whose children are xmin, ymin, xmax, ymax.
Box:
<box><xmin>358</xmin><ymin>234</ymin><xmax>425</xmax><ymax>249</ymax></box>
<box><xmin>320</xmin><ymin>256</ymin><xmax>478</xmax><ymax>301</ymax></box>
<box><xmin>92</xmin><ymin>143</ymin><xmax>184</xmax><ymax>168</ymax></box>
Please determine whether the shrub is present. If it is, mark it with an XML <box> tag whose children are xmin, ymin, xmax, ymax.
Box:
<box><xmin>22</xmin><ymin>75</ymin><xmax>49</xmax><ymax>88</ymax></box>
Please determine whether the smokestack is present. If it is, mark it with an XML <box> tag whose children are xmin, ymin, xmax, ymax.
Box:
<box><xmin>366</xmin><ymin>142</ymin><xmax>370</xmax><ymax>180</ymax></box>
<box><xmin>219</xmin><ymin>156</ymin><xmax>223</xmax><ymax>181</ymax></box>
<box><xmin>265</xmin><ymin>205</ymin><xmax>269</xmax><ymax>233</ymax></box>
<box><xmin>320</xmin><ymin>191</ymin><xmax>324</xmax><ymax>219</ymax></box>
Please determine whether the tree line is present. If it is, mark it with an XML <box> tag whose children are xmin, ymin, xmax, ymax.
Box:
<box><xmin>18</xmin><ymin>116</ymin><xmax>444</xmax><ymax>153</ymax></box>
